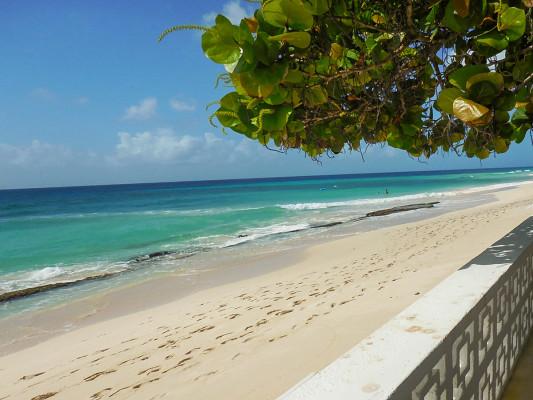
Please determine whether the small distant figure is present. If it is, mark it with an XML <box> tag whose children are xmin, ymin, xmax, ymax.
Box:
<box><xmin>385</xmin><ymin>188</ymin><xmax>389</xmax><ymax>195</ymax></box>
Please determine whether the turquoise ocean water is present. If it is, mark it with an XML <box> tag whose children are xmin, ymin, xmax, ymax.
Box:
<box><xmin>0</xmin><ymin>167</ymin><xmax>532</xmax><ymax>316</ymax></box>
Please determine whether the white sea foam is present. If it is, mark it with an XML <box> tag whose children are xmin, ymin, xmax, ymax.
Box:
<box><xmin>0</xmin><ymin>261</ymin><xmax>130</xmax><ymax>294</ymax></box>
<box><xmin>278</xmin><ymin>180</ymin><xmax>533</xmax><ymax>211</ymax></box>
<box><xmin>26</xmin><ymin>266</ymin><xmax>64</xmax><ymax>281</ymax></box>
<box><xmin>222</xmin><ymin>223</ymin><xmax>310</xmax><ymax>247</ymax></box>
<box><xmin>278</xmin><ymin>192</ymin><xmax>456</xmax><ymax>211</ymax></box>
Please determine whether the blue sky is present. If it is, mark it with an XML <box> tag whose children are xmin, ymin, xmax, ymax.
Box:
<box><xmin>0</xmin><ymin>0</ymin><xmax>531</xmax><ymax>189</ymax></box>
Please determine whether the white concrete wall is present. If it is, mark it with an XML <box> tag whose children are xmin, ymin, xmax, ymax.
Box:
<box><xmin>280</xmin><ymin>217</ymin><xmax>533</xmax><ymax>400</ymax></box>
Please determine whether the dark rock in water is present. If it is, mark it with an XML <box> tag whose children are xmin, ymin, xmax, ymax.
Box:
<box><xmin>132</xmin><ymin>250</ymin><xmax>174</xmax><ymax>263</ymax></box>
<box><xmin>311</xmin><ymin>221</ymin><xmax>344</xmax><ymax>229</ymax></box>
<box><xmin>0</xmin><ymin>272</ymin><xmax>118</xmax><ymax>303</ymax></box>
<box><xmin>365</xmin><ymin>202</ymin><xmax>439</xmax><ymax>217</ymax></box>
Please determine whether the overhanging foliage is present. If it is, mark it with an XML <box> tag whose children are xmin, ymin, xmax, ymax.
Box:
<box><xmin>161</xmin><ymin>0</ymin><xmax>533</xmax><ymax>160</ymax></box>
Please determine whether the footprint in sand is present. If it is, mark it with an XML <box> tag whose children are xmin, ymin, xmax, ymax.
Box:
<box><xmin>84</xmin><ymin>369</ymin><xmax>116</xmax><ymax>382</ymax></box>
<box><xmin>20</xmin><ymin>372</ymin><xmax>45</xmax><ymax>381</ymax></box>
<box><xmin>31</xmin><ymin>393</ymin><xmax>57</xmax><ymax>400</ymax></box>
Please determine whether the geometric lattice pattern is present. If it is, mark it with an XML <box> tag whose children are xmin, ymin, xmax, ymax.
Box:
<box><xmin>398</xmin><ymin>251</ymin><xmax>533</xmax><ymax>400</ymax></box>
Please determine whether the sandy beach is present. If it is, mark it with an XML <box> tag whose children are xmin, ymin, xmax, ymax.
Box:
<box><xmin>0</xmin><ymin>182</ymin><xmax>532</xmax><ymax>400</ymax></box>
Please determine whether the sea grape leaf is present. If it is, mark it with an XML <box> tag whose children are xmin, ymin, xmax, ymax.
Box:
<box><xmin>262</xmin><ymin>105</ymin><xmax>293</xmax><ymax>130</ymax></box>
<box><xmin>466</xmin><ymin>72</ymin><xmax>504</xmax><ymax>92</ymax></box>
<box><xmin>436</xmin><ymin>87</ymin><xmax>463</xmax><ymax>114</ymax></box>
<box><xmin>305</xmin><ymin>0</ymin><xmax>330</xmax><ymax>15</ymax></box>
<box><xmin>202</xmin><ymin>15</ymin><xmax>241</xmax><ymax>64</ymax></box>
<box><xmin>466</xmin><ymin>72</ymin><xmax>504</xmax><ymax>104</ymax></box>
<box><xmin>220</xmin><ymin>92</ymin><xmax>241</xmax><ymax>111</ymax></box>
<box><xmin>269</xmin><ymin>32</ymin><xmax>311</xmax><ymax>48</ymax></box>
<box><xmin>448</xmin><ymin>65</ymin><xmax>490</xmax><ymax>90</ymax></box>
<box><xmin>453</xmin><ymin>0</ymin><xmax>470</xmax><ymax>17</ymax></box>
<box><xmin>283</xmin><ymin>0</ymin><xmax>314</xmax><ymax>30</ymax></box>
<box><xmin>495</xmin><ymin>93</ymin><xmax>516</xmax><ymax>111</ymax></box>
<box><xmin>511</xmin><ymin>108</ymin><xmax>530</xmax><ymax>124</ymax></box>
<box><xmin>476</xmin><ymin>31</ymin><xmax>509</xmax><ymax>51</ymax></box>
<box><xmin>304</xmin><ymin>86</ymin><xmax>328</xmax><ymax>106</ymax></box>
<box><xmin>442</xmin><ymin>0</ymin><xmax>469</xmax><ymax>33</ymax></box>
<box><xmin>261</xmin><ymin>0</ymin><xmax>286</xmax><ymax>28</ymax></box>
<box><xmin>452</xmin><ymin>97</ymin><xmax>490</xmax><ymax>123</ymax></box>
<box><xmin>263</xmin><ymin>0</ymin><xmax>314</xmax><ymax>30</ymax></box>
<box><xmin>498</xmin><ymin>7</ymin><xmax>526</xmax><ymax>41</ymax></box>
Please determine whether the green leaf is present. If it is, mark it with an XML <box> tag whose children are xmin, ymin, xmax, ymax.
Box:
<box><xmin>511</xmin><ymin>108</ymin><xmax>530</xmax><ymax>124</ymax></box>
<box><xmin>254</xmin><ymin>32</ymin><xmax>281</xmax><ymax>65</ymax></box>
<box><xmin>448</xmin><ymin>65</ymin><xmax>489</xmax><ymax>90</ymax></box>
<box><xmin>442</xmin><ymin>0</ymin><xmax>469</xmax><ymax>33</ymax></box>
<box><xmin>436</xmin><ymin>88</ymin><xmax>464</xmax><ymax>114</ymax></box>
<box><xmin>400</xmin><ymin>123</ymin><xmax>420</xmax><ymax>136</ymax></box>
<box><xmin>284</xmin><ymin>69</ymin><xmax>304</xmax><ymax>84</ymax></box>
<box><xmin>494</xmin><ymin>110</ymin><xmax>509</xmax><ymax>122</ymax></box>
<box><xmin>262</xmin><ymin>105</ymin><xmax>293</xmax><ymax>130</ymax></box>
<box><xmin>283</xmin><ymin>0</ymin><xmax>314</xmax><ymax>29</ymax></box>
<box><xmin>495</xmin><ymin>93</ymin><xmax>516</xmax><ymax>111</ymax></box>
<box><xmin>261</xmin><ymin>0</ymin><xmax>286</xmax><ymax>28</ymax></box>
<box><xmin>452</xmin><ymin>97</ymin><xmax>490</xmax><ymax>123</ymax></box>
<box><xmin>201</xmin><ymin>15</ymin><xmax>241</xmax><ymax>64</ymax></box>
<box><xmin>264</xmin><ymin>86</ymin><xmax>289</xmax><ymax>105</ymax></box>
<box><xmin>477</xmin><ymin>148</ymin><xmax>490</xmax><ymax>159</ymax></box>
<box><xmin>262</xmin><ymin>0</ymin><xmax>314</xmax><ymax>30</ymax></box>
<box><xmin>466</xmin><ymin>72</ymin><xmax>504</xmax><ymax>92</ymax></box>
<box><xmin>476</xmin><ymin>31</ymin><xmax>509</xmax><ymax>51</ymax></box>
<box><xmin>512</xmin><ymin>55</ymin><xmax>533</xmax><ymax>81</ymax></box>
<box><xmin>305</xmin><ymin>0</ymin><xmax>330</xmax><ymax>15</ymax></box>
<box><xmin>269</xmin><ymin>32</ymin><xmax>311</xmax><ymax>48</ymax></box>
<box><xmin>387</xmin><ymin>131</ymin><xmax>405</xmax><ymax>149</ymax></box>
<box><xmin>220</xmin><ymin>92</ymin><xmax>241</xmax><ymax>111</ymax></box>
<box><xmin>304</xmin><ymin>86</ymin><xmax>328</xmax><ymax>106</ymax></box>
<box><xmin>287</xmin><ymin>120</ymin><xmax>305</xmax><ymax>133</ymax></box>
<box><xmin>499</xmin><ymin>7</ymin><xmax>526</xmax><ymax>41</ymax></box>
<box><xmin>466</xmin><ymin>72</ymin><xmax>504</xmax><ymax>104</ymax></box>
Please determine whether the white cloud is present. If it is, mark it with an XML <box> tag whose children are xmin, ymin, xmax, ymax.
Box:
<box><xmin>123</xmin><ymin>97</ymin><xmax>157</xmax><ymax>120</ymax></box>
<box><xmin>203</xmin><ymin>1</ymin><xmax>249</xmax><ymax>24</ymax></box>
<box><xmin>169</xmin><ymin>98</ymin><xmax>196</xmax><ymax>112</ymax></box>
<box><xmin>0</xmin><ymin>140</ymin><xmax>73</xmax><ymax>166</ymax></box>
<box><xmin>31</xmin><ymin>87</ymin><xmax>56</xmax><ymax>101</ymax></box>
<box><xmin>75</xmin><ymin>96</ymin><xmax>89</xmax><ymax>105</ymax></box>
<box><xmin>110</xmin><ymin>129</ymin><xmax>253</xmax><ymax>164</ymax></box>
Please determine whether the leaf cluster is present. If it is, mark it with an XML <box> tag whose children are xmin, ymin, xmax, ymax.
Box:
<box><xmin>162</xmin><ymin>0</ymin><xmax>533</xmax><ymax>160</ymax></box>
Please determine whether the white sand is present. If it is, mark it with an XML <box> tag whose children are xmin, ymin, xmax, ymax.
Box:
<box><xmin>0</xmin><ymin>183</ymin><xmax>532</xmax><ymax>400</ymax></box>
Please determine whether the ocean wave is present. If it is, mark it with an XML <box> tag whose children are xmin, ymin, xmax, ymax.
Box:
<box><xmin>459</xmin><ymin>180</ymin><xmax>533</xmax><ymax>194</ymax></box>
<box><xmin>189</xmin><ymin>223</ymin><xmax>312</xmax><ymax>249</ymax></box>
<box><xmin>0</xmin><ymin>205</ymin><xmax>268</xmax><ymax>223</ymax></box>
<box><xmin>0</xmin><ymin>261</ymin><xmax>130</xmax><ymax>295</ymax></box>
<box><xmin>278</xmin><ymin>179</ymin><xmax>533</xmax><ymax>211</ymax></box>
<box><xmin>278</xmin><ymin>192</ymin><xmax>455</xmax><ymax>211</ymax></box>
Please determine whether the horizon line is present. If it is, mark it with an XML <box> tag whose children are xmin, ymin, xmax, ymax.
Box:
<box><xmin>1</xmin><ymin>165</ymin><xmax>532</xmax><ymax>192</ymax></box>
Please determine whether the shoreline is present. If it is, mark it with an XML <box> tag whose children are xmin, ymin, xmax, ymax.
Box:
<box><xmin>0</xmin><ymin>182</ymin><xmax>530</xmax><ymax>356</ymax></box>
<box><xmin>0</xmin><ymin>201</ymin><xmax>441</xmax><ymax>305</ymax></box>
<box><xmin>1</xmin><ymin>178</ymin><xmax>531</xmax><ymax>310</ymax></box>
<box><xmin>0</xmin><ymin>186</ymin><xmax>499</xmax><ymax>354</ymax></box>
<box><xmin>1</xmin><ymin>178</ymin><xmax>530</xmax><ymax>321</ymax></box>
<box><xmin>0</xmin><ymin>183</ymin><xmax>531</xmax><ymax>399</ymax></box>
